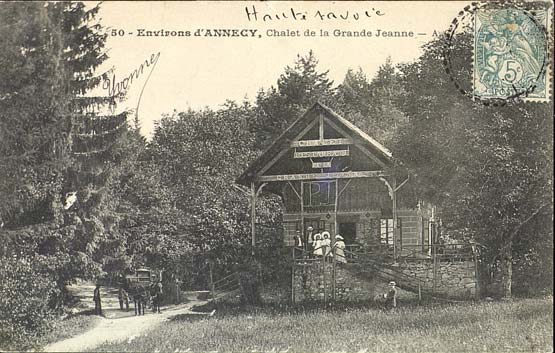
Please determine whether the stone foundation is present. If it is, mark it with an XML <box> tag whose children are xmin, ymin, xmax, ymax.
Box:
<box><xmin>392</xmin><ymin>260</ymin><xmax>477</xmax><ymax>298</ymax></box>
<box><xmin>293</xmin><ymin>262</ymin><xmax>396</xmax><ymax>302</ymax></box>
<box><xmin>292</xmin><ymin>259</ymin><xmax>477</xmax><ymax>302</ymax></box>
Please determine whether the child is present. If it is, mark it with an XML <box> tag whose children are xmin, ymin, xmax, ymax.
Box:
<box><xmin>385</xmin><ymin>281</ymin><xmax>397</xmax><ymax>310</ymax></box>
<box><xmin>313</xmin><ymin>234</ymin><xmax>323</xmax><ymax>257</ymax></box>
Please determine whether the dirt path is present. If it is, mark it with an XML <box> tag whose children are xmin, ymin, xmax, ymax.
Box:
<box><xmin>45</xmin><ymin>286</ymin><xmax>209</xmax><ymax>352</ymax></box>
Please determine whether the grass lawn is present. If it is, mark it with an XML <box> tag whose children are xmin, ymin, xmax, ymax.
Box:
<box><xmin>92</xmin><ymin>296</ymin><xmax>553</xmax><ymax>352</ymax></box>
<box><xmin>37</xmin><ymin>311</ymin><xmax>100</xmax><ymax>349</ymax></box>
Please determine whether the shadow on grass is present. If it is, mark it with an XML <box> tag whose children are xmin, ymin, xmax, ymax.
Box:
<box><xmin>168</xmin><ymin>313</ymin><xmax>210</xmax><ymax>323</ymax></box>
<box><xmin>190</xmin><ymin>298</ymin><xmax>412</xmax><ymax>317</ymax></box>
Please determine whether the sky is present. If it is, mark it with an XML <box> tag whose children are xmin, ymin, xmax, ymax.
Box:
<box><xmin>93</xmin><ymin>1</ymin><xmax>466</xmax><ymax>138</ymax></box>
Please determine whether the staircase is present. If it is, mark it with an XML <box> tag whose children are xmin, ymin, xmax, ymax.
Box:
<box><xmin>210</xmin><ymin>272</ymin><xmax>240</xmax><ymax>302</ymax></box>
<box><xmin>293</xmin><ymin>246</ymin><xmax>476</xmax><ymax>301</ymax></box>
<box><xmin>344</xmin><ymin>249</ymin><xmax>435</xmax><ymax>297</ymax></box>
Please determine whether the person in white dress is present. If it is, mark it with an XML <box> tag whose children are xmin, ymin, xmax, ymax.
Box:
<box><xmin>321</xmin><ymin>231</ymin><xmax>332</xmax><ymax>260</ymax></box>
<box><xmin>313</xmin><ymin>233</ymin><xmax>323</xmax><ymax>257</ymax></box>
<box><xmin>334</xmin><ymin>234</ymin><xmax>347</xmax><ymax>264</ymax></box>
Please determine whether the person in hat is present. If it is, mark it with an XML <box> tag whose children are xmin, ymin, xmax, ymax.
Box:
<box><xmin>118</xmin><ymin>286</ymin><xmax>129</xmax><ymax>311</ymax></box>
<box><xmin>305</xmin><ymin>226</ymin><xmax>314</xmax><ymax>254</ymax></box>
<box><xmin>321</xmin><ymin>231</ymin><xmax>332</xmax><ymax>261</ymax></box>
<box><xmin>293</xmin><ymin>230</ymin><xmax>303</xmax><ymax>248</ymax></box>
<box><xmin>93</xmin><ymin>284</ymin><xmax>102</xmax><ymax>316</ymax></box>
<box><xmin>313</xmin><ymin>233</ymin><xmax>323</xmax><ymax>257</ymax></box>
<box><xmin>384</xmin><ymin>281</ymin><xmax>397</xmax><ymax>310</ymax></box>
<box><xmin>133</xmin><ymin>285</ymin><xmax>146</xmax><ymax>316</ymax></box>
<box><xmin>334</xmin><ymin>234</ymin><xmax>347</xmax><ymax>264</ymax></box>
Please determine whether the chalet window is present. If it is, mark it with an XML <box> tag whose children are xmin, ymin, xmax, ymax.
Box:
<box><xmin>300</xmin><ymin>219</ymin><xmax>326</xmax><ymax>234</ymax></box>
<box><xmin>380</xmin><ymin>218</ymin><xmax>394</xmax><ymax>245</ymax></box>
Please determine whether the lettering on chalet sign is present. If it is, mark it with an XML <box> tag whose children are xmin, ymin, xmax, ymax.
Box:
<box><xmin>312</xmin><ymin>161</ymin><xmax>332</xmax><ymax>168</ymax></box>
<box><xmin>290</xmin><ymin>138</ymin><xmax>352</xmax><ymax>147</ymax></box>
<box><xmin>294</xmin><ymin>149</ymin><xmax>349</xmax><ymax>158</ymax></box>
<box><xmin>256</xmin><ymin>170</ymin><xmax>386</xmax><ymax>182</ymax></box>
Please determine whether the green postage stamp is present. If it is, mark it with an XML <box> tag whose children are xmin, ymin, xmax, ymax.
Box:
<box><xmin>473</xmin><ymin>7</ymin><xmax>551</xmax><ymax>101</ymax></box>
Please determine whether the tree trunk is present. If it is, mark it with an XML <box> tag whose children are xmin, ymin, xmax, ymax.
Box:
<box><xmin>498</xmin><ymin>239</ymin><xmax>513</xmax><ymax>299</ymax></box>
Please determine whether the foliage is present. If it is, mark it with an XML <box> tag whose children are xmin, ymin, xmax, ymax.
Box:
<box><xmin>251</xmin><ymin>51</ymin><xmax>335</xmax><ymax>149</ymax></box>
<box><xmin>390</xmin><ymin>33</ymin><xmax>553</xmax><ymax>298</ymax></box>
<box><xmin>0</xmin><ymin>256</ymin><xmax>57</xmax><ymax>351</ymax></box>
<box><xmin>0</xmin><ymin>2</ymin><xmax>71</xmax><ymax>227</ymax></box>
<box><xmin>148</xmin><ymin>101</ymin><xmax>283</xmax><ymax>287</ymax></box>
<box><xmin>0</xmin><ymin>3</ymin><xmax>135</xmax><ymax>349</ymax></box>
<box><xmin>334</xmin><ymin>58</ymin><xmax>407</xmax><ymax>146</ymax></box>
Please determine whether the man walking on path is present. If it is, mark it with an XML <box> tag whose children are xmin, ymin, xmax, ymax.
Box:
<box><xmin>93</xmin><ymin>284</ymin><xmax>102</xmax><ymax>316</ymax></box>
<box><xmin>151</xmin><ymin>279</ymin><xmax>163</xmax><ymax>313</ymax></box>
<box><xmin>118</xmin><ymin>286</ymin><xmax>129</xmax><ymax>311</ymax></box>
<box><xmin>134</xmin><ymin>286</ymin><xmax>146</xmax><ymax>316</ymax></box>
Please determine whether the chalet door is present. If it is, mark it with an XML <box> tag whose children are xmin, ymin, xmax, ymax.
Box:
<box><xmin>338</xmin><ymin>222</ymin><xmax>357</xmax><ymax>245</ymax></box>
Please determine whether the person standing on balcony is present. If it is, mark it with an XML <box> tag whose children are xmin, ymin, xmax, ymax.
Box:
<box><xmin>293</xmin><ymin>231</ymin><xmax>303</xmax><ymax>248</ymax></box>
<box><xmin>321</xmin><ymin>231</ymin><xmax>332</xmax><ymax>261</ymax></box>
<box><xmin>313</xmin><ymin>233</ymin><xmax>323</xmax><ymax>257</ymax></box>
<box><xmin>305</xmin><ymin>226</ymin><xmax>314</xmax><ymax>253</ymax></box>
<box><xmin>334</xmin><ymin>234</ymin><xmax>347</xmax><ymax>264</ymax></box>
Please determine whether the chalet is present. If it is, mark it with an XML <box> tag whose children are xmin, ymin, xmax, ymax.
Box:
<box><xmin>237</xmin><ymin>102</ymin><xmax>477</xmax><ymax>301</ymax></box>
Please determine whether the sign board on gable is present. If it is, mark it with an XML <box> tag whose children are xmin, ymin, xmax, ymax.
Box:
<box><xmin>256</xmin><ymin>170</ymin><xmax>386</xmax><ymax>182</ymax></box>
<box><xmin>312</xmin><ymin>161</ymin><xmax>332</xmax><ymax>168</ymax></box>
<box><xmin>290</xmin><ymin>138</ymin><xmax>352</xmax><ymax>147</ymax></box>
<box><xmin>294</xmin><ymin>149</ymin><xmax>349</xmax><ymax>159</ymax></box>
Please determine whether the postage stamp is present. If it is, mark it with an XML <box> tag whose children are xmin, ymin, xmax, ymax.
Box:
<box><xmin>473</xmin><ymin>8</ymin><xmax>550</xmax><ymax>101</ymax></box>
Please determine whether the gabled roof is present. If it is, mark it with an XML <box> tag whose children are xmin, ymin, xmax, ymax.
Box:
<box><xmin>236</xmin><ymin>101</ymin><xmax>392</xmax><ymax>186</ymax></box>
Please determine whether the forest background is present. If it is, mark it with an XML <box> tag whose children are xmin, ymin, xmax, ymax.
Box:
<box><xmin>0</xmin><ymin>2</ymin><xmax>552</xmax><ymax>349</ymax></box>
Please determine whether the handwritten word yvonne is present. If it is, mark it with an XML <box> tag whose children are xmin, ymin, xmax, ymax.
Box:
<box><xmin>244</xmin><ymin>5</ymin><xmax>385</xmax><ymax>22</ymax></box>
<box><xmin>103</xmin><ymin>52</ymin><xmax>161</xmax><ymax>97</ymax></box>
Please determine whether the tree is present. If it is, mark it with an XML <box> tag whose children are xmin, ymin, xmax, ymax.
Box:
<box><xmin>335</xmin><ymin>59</ymin><xmax>407</xmax><ymax>147</ymax></box>
<box><xmin>148</xmin><ymin>102</ymin><xmax>283</xmax><ymax>287</ymax></box>
<box><xmin>391</xmin><ymin>33</ymin><xmax>553</xmax><ymax>298</ymax></box>
<box><xmin>251</xmin><ymin>51</ymin><xmax>334</xmax><ymax>149</ymax></box>
<box><xmin>0</xmin><ymin>1</ymin><xmax>130</xmax><ymax>311</ymax></box>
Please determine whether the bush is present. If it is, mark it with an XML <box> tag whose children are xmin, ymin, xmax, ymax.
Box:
<box><xmin>0</xmin><ymin>256</ymin><xmax>56</xmax><ymax>350</ymax></box>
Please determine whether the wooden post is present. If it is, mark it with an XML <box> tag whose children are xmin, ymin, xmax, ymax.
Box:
<box><xmin>332</xmin><ymin>179</ymin><xmax>339</xmax><ymax>302</ymax></box>
<box><xmin>472</xmin><ymin>243</ymin><xmax>480</xmax><ymax>300</ymax></box>
<box><xmin>432</xmin><ymin>243</ymin><xmax>437</xmax><ymax>292</ymax></box>
<box><xmin>251</xmin><ymin>181</ymin><xmax>256</xmax><ymax>256</ymax></box>
<box><xmin>392</xmin><ymin>178</ymin><xmax>398</xmax><ymax>261</ymax></box>
<box><xmin>300</xmin><ymin>181</ymin><xmax>304</xmax><ymax>253</ymax></box>
<box><xmin>209</xmin><ymin>261</ymin><xmax>216</xmax><ymax>301</ymax></box>
<box><xmin>291</xmin><ymin>246</ymin><xmax>296</xmax><ymax>304</ymax></box>
<box><xmin>418</xmin><ymin>284</ymin><xmax>422</xmax><ymax>302</ymax></box>
<box><xmin>322</xmin><ymin>251</ymin><xmax>326</xmax><ymax>306</ymax></box>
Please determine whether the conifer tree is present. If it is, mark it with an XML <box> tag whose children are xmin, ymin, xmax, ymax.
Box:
<box><xmin>252</xmin><ymin>51</ymin><xmax>334</xmax><ymax>149</ymax></box>
<box><xmin>0</xmin><ymin>2</ymin><xmax>130</xmax><ymax>299</ymax></box>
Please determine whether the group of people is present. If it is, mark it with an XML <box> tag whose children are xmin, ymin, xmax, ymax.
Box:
<box><xmin>293</xmin><ymin>226</ymin><xmax>347</xmax><ymax>264</ymax></box>
<box><xmin>92</xmin><ymin>279</ymin><xmax>163</xmax><ymax>317</ymax></box>
<box><xmin>130</xmin><ymin>279</ymin><xmax>163</xmax><ymax>316</ymax></box>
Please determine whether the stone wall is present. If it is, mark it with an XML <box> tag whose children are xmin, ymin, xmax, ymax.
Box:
<box><xmin>293</xmin><ymin>262</ymin><xmax>392</xmax><ymax>303</ymax></box>
<box><xmin>292</xmin><ymin>259</ymin><xmax>478</xmax><ymax>302</ymax></box>
<box><xmin>392</xmin><ymin>260</ymin><xmax>477</xmax><ymax>299</ymax></box>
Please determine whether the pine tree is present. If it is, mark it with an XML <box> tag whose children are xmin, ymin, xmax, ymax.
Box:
<box><xmin>0</xmin><ymin>2</ymin><xmax>130</xmax><ymax>301</ymax></box>
<box><xmin>251</xmin><ymin>51</ymin><xmax>334</xmax><ymax>149</ymax></box>
<box><xmin>334</xmin><ymin>59</ymin><xmax>406</xmax><ymax>147</ymax></box>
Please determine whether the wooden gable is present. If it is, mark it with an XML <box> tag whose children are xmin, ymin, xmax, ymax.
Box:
<box><xmin>237</xmin><ymin>102</ymin><xmax>392</xmax><ymax>186</ymax></box>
